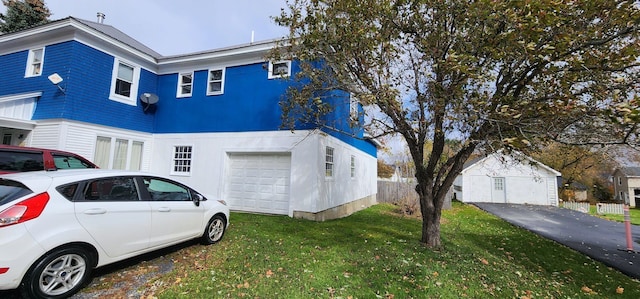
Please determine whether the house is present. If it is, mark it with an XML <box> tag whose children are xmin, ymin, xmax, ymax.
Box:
<box><xmin>453</xmin><ymin>151</ymin><xmax>561</xmax><ymax>206</ymax></box>
<box><xmin>0</xmin><ymin>16</ymin><xmax>379</xmax><ymax>220</ymax></box>
<box><xmin>612</xmin><ymin>167</ymin><xmax>639</xmax><ymax>207</ymax></box>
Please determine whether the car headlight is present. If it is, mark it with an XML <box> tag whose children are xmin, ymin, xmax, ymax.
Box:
<box><xmin>217</xmin><ymin>199</ymin><xmax>227</xmax><ymax>206</ymax></box>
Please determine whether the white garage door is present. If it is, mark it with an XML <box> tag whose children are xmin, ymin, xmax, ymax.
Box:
<box><xmin>226</xmin><ymin>153</ymin><xmax>291</xmax><ymax>215</ymax></box>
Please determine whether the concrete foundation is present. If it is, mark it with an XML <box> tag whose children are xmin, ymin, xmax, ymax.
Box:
<box><xmin>293</xmin><ymin>194</ymin><xmax>377</xmax><ymax>221</ymax></box>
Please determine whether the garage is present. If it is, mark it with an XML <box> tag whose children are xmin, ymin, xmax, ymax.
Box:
<box><xmin>225</xmin><ymin>152</ymin><xmax>291</xmax><ymax>214</ymax></box>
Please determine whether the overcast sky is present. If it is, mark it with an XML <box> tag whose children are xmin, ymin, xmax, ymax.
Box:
<box><xmin>2</xmin><ymin>0</ymin><xmax>290</xmax><ymax>56</ymax></box>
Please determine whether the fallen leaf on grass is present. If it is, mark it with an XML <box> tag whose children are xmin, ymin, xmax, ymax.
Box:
<box><xmin>616</xmin><ymin>286</ymin><xmax>624</xmax><ymax>294</ymax></box>
<box><xmin>266</xmin><ymin>269</ymin><xmax>274</xmax><ymax>278</ymax></box>
<box><xmin>480</xmin><ymin>258</ymin><xmax>489</xmax><ymax>265</ymax></box>
<box><xmin>581</xmin><ymin>286</ymin><xmax>594</xmax><ymax>294</ymax></box>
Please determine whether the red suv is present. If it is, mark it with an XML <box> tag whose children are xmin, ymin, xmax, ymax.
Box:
<box><xmin>0</xmin><ymin>145</ymin><xmax>98</xmax><ymax>174</ymax></box>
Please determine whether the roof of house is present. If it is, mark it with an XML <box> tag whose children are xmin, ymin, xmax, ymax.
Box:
<box><xmin>615</xmin><ymin>167</ymin><xmax>640</xmax><ymax>177</ymax></box>
<box><xmin>74</xmin><ymin>17</ymin><xmax>163</xmax><ymax>58</ymax></box>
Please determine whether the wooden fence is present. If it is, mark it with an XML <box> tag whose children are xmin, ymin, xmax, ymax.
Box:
<box><xmin>377</xmin><ymin>180</ymin><xmax>452</xmax><ymax>210</ymax></box>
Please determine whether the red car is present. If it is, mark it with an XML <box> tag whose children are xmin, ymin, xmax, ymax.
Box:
<box><xmin>0</xmin><ymin>145</ymin><xmax>98</xmax><ymax>174</ymax></box>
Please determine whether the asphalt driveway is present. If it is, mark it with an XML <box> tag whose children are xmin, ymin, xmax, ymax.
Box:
<box><xmin>473</xmin><ymin>203</ymin><xmax>640</xmax><ymax>279</ymax></box>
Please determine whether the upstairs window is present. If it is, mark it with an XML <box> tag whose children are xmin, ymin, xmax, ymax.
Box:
<box><xmin>325</xmin><ymin>146</ymin><xmax>334</xmax><ymax>177</ymax></box>
<box><xmin>268</xmin><ymin>60</ymin><xmax>291</xmax><ymax>79</ymax></box>
<box><xmin>110</xmin><ymin>58</ymin><xmax>140</xmax><ymax>105</ymax></box>
<box><xmin>172</xmin><ymin>145</ymin><xmax>193</xmax><ymax>175</ymax></box>
<box><xmin>26</xmin><ymin>47</ymin><xmax>44</xmax><ymax>77</ymax></box>
<box><xmin>177</xmin><ymin>72</ymin><xmax>193</xmax><ymax>97</ymax></box>
<box><xmin>207</xmin><ymin>68</ymin><xmax>225</xmax><ymax>95</ymax></box>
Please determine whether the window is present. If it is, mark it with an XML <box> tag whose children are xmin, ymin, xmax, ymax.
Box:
<box><xmin>142</xmin><ymin>177</ymin><xmax>190</xmax><ymax>201</ymax></box>
<box><xmin>109</xmin><ymin>58</ymin><xmax>140</xmax><ymax>105</ymax></box>
<box><xmin>83</xmin><ymin>177</ymin><xmax>138</xmax><ymax>201</ymax></box>
<box><xmin>2</xmin><ymin>134</ymin><xmax>11</xmax><ymax>145</ymax></box>
<box><xmin>52</xmin><ymin>154</ymin><xmax>95</xmax><ymax>169</ymax></box>
<box><xmin>618</xmin><ymin>177</ymin><xmax>622</xmax><ymax>185</ymax></box>
<box><xmin>94</xmin><ymin>136</ymin><xmax>144</xmax><ymax>170</ymax></box>
<box><xmin>268</xmin><ymin>60</ymin><xmax>291</xmax><ymax>79</ymax></box>
<box><xmin>177</xmin><ymin>72</ymin><xmax>193</xmax><ymax>97</ymax></box>
<box><xmin>325</xmin><ymin>146</ymin><xmax>334</xmax><ymax>177</ymax></box>
<box><xmin>26</xmin><ymin>47</ymin><xmax>44</xmax><ymax>77</ymax></box>
<box><xmin>350</xmin><ymin>155</ymin><xmax>356</xmax><ymax>178</ymax></box>
<box><xmin>207</xmin><ymin>68</ymin><xmax>225</xmax><ymax>95</ymax></box>
<box><xmin>494</xmin><ymin>178</ymin><xmax>504</xmax><ymax>191</ymax></box>
<box><xmin>172</xmin><ymin>146</ymin><xmax>192</xmax><ymax>175</ymax></box>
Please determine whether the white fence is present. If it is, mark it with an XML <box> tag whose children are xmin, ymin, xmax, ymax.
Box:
<box><xmin>561</xmin><ymin>202</ymin><xmax>590</xmax><ymax>213</ymax></box>
<box><xmin>596</xmin><ymin>203</ymin><xmax>624</xmax><ymax>215</ymax></box>
<box><xmin>561</xmin><ymin>202</ymin><xmax>624</xmax><ymax>215</ymax></box>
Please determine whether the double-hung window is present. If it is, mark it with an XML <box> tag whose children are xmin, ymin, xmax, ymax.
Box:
<box><xmin>325</xmin><ymin>146</ymin><xmax>334</xmax><ymax>178</ymax></box>
<box><xmin>177</xmin><ymin>72</ymin><xmax>193</xmax><ymax>97</ymax></box>
<box><xmin>172</xmin><ymin>145</ymin><xmax>193</xmax><ymax>175</ymax></box>
<box><xmin>207</xmin><ymin>68</ymin><xmax>225</xmax><ymax>95</ymax></box>
<box><xmin>268</xmin><ymin>60</ymin><xmax>291</xmax><ymax>79</ymax></box>
<box><xmin>26</xmin><ymin>47</ymin><xmax>45</xmax><ymax>77</ymax></box>
<box><xmin>110</xmin><ymin>58</ymin><xmax>140</xmax><ymax>105</ymax></box>
<box><xmin>350</xmin><ymin>155</ymin><xmax>356</xmax><ymax>178</ymax></box>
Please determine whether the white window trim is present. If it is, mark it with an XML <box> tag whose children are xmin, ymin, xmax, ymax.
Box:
<box><xmin>177</xmin><ymin>71</ymin><xmax>194</xmax><ymax>98</ymax></box>
<box><xmin>350</xmin><ymin>155</ymin><xmax>356</xmax><ymax>179</ymax></box>
<box><xmin>206</xmin><ymin>68</ymin><xmax>225</xmax><ymax>95</ymax></box>
<box><xmin>171</xmin><ymin>145</ymin><xmax>194</xmax><ymax>176</ymax></box>
<box><xmin>109</xmin><ymin>58</ymin><xmax>140</xmax><ymax>106</ymax></box>
<box><xmin>25</xmin><ymin>47</ymin><xmax>45</xmax><ymax>77</ymax></box>
<box><xmin>325</xmin><ymin>146</ymin><xmax>334</xmax><ymax>178</ymax></box>
<box><xmin>268</xmin><ymin>60</ymin><xmax>291</xmax><ymax>79</ymax></box>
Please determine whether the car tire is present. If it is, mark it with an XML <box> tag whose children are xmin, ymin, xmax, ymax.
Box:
<box><xmin>201</xmin><ymin>214</ymin><xmax>226</xmax><ymax>245</ymax></box>
<box><xmin>20</xmin><ymin>246</ymin><xmax>94</xmax><ymax>299</ymax></box>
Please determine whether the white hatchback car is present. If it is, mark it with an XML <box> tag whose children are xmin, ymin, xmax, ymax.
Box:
<box><xmin>0</xmin><ymin>169</ymin><xmax>229</xmax><ymax>298</ymax></box>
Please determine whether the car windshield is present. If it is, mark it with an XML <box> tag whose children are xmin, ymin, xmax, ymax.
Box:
<box><xmin>0</xmin><ymin>179</ymin><xmax>33</xmax><ymax>206</ymax></box>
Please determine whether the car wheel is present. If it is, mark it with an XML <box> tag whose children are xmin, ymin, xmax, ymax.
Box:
<box><xmin>20</xmin><ymin>246</ymin><xmax>93</xmax><ymax>299</ymax></box>
<box><xmin>201</xmin><ymin>215</ymin><xmax>226</xmax><ymax>245</ymax></box>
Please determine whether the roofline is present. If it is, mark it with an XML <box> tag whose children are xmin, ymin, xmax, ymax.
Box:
<box><xmin>461</xmin><ymin>150</ymin><xmax>562</xmax><ymax>176</ymax></box>
<box><xmin>1</xmin><ymin>17</ymin><xmax>290</xmax><ymax>70</ymax></box>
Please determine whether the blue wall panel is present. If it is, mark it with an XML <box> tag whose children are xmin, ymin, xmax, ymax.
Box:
<box><xmin>154</xmin><ymin>62</ymin><xmax>290</xmax><ymax>133</ymax></box>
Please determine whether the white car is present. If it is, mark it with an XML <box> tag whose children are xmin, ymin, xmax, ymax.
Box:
<box><xmin>0</xmin><ymin>169</ymin><xmax>229</xmax><ymax>298</ymax></box>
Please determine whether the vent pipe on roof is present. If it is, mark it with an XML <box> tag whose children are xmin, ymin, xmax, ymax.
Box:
<box><xmin>97</xmin><ymin>12</ymin><xmax>106</xmax><ymax>24</ymax></box>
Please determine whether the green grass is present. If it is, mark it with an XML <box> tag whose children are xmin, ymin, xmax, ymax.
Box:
<box><xmin>589</xmin><ymin>205</ymin><xmax>640</xmax><ymax>225</ymax></box>
<box><xmin>113</xmin><ymin>203</ymin><xmax>640</xmax><ymax>298</ymax></box>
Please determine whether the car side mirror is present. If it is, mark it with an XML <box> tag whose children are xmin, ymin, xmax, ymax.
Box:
<box><xmin>193</xmin><ymin>193</ymin><xmax>203</xmax><ymax>207</ymax></box>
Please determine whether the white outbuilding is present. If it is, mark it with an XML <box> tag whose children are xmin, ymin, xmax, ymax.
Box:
<box><xmin>453</xmin><ymin>151</ymin><xmax>561</xmax><ymax>206</ymax></box>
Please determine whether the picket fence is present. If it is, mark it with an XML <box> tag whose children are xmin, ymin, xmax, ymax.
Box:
<box><xmin>561</xmin><ymin>202</ymin><xmax>624</xmax><ymax>215</ymax></box>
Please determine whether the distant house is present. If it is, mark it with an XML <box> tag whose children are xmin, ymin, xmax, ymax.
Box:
<box><xmin>612</xmin><ymin>167</ymin><xmax>639</xmax><ymax>207</ymax></box>
<box><xmin>453</xmin><ymin>151</ymin><xmax>561</xmax><ymax>206</ymax></box>
<box><xmin>0</xmin><ymin>16</ymin><xmax>379</xmax><ymax>220</ymax></box>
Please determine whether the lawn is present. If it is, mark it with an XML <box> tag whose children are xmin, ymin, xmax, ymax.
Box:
<box><xmin>589</xmin><ymin>205</ymin><xmax>640</xmax><ymax>225</ymax></box>
<box><xmin>84</xmin><ymin>202</ymin><xmax>639</xmax><ymax>298</ymax></box>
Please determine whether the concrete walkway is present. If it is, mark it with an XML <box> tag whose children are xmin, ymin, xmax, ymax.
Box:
<box><xmin>473</xmin><ymin>203</ymin><xmax>640</xmax><ymax>279</ymax></box>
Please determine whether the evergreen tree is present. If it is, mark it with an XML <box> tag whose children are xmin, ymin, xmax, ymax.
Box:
<box><xmin>0</xmin><ymin>0</ymin><xmax>51</xmax><ymax>33</ymax></box>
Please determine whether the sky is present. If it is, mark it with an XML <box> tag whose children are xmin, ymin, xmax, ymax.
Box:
<box><xmin>2</xmin><ymin>0</ymin><xmax>290</xmax><ymax>56</ymax></box>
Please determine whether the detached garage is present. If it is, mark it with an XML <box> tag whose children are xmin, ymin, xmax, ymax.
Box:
<box><xmin>225</xmin><ymin>153</ymin><xmax>291</xmax><ymax>215</ymax></box>
<box><xmin>453</xmin><ymin>151</ymin><xmax>561</xmax><ymax>206</ymax></box>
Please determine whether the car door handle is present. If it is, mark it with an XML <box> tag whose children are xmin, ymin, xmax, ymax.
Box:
<box><xmin>157</xmin><ymin>207</ymin><xmax>171</xmax><ymax>212</ymax></box>
<box><xmin>83</xmin><ymin>208</ymin><xmax>107</xmax><ymax>215</ymax></box>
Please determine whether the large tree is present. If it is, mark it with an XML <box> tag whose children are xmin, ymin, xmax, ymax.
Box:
<box><xmin>0</xmin><ymin>0</ymin><xmax>50</xmax><ymax>33</ymax></box>
<box><xmin>273</xmin><ymin>0</ymin><xmax>640</xmax><ymax>247</ymax></box>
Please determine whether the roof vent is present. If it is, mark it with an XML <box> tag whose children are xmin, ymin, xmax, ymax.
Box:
<box><xmin>97</xmin><ymin>12</ymin><xmax>106</xmax><ymax>24</ymax></box>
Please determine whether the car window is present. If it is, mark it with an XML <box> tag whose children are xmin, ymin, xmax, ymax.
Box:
<box><xmin>82</xmin><ymin>177</ymin><xmax>138</xmax><ymax>201</ymax></box>
<box><xmin>56</xmin><ymin>183</ymin><xmax>79</xmax><ymax>201</ymax></box>
<box><xmin>142</xmin><ymin>177</ymin><xmax>190</xmax><ymax>201</ymax></box>
<box><xmin>0</xmin><ymin>179</ymin><xmax>33</xmax><ymax>205</ymax></box>
<box><xmin>53</xmin><ymin>154</ymin><xmax>95</xmax><ymax>169</ymax></box>
<box><xmin>0</xmin><ymin>151</ymin><xmax>44</xmax><ymax>172</ymax></box>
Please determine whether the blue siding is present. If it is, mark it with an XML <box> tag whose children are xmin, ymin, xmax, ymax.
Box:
<box><xmin>154</xmin><ymin>62</ymin><xmax>290</xmax><ymax>133</ymax></box>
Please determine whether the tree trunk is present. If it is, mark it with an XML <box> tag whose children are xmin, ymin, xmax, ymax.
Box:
<box><xmin>417</xmin><ymin>183</ymin><xmax>443</xmax><ymax>247</ymax></box>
